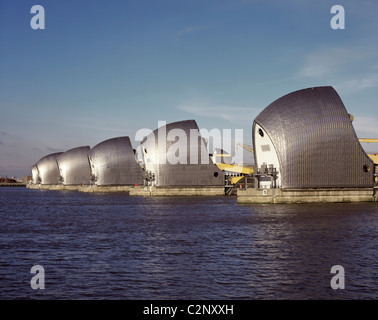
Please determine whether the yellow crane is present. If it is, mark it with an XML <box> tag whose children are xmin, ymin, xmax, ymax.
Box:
<box><xmin>215</xmin><ymin>163</ymin><xmax>253</xmax><ymax>174</ymax></box>
<box><xmin>214</xmin><ymin>163</ymin><xmax>253</xmax><ymax>185</ymax></box>
<box><xmin>359</xmin><ymin>138</ymin><xmax>378</xmax><ymax>143</ymax></box>
<box><xmin>236</xmin><ymin>143</ymin><xmax>254</xmax><ymax>153</ymax></box>
<box><xmin>213</xmin><ymin>143</ymin><xmax>255</xmax><ymax>185</ymax></box>
<box><xmin>369</xmin><ymin>154</ymin><xmax>378</xmax><ymax>165</ymax></box>
<box><xmin>358</xmin><ymin>138</ymin><xmax>378</xmax><ymax>165</ymax></box>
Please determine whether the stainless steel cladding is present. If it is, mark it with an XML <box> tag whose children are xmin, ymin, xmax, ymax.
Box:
<box><xmin>253</xmin><ymin>86</ymin><xmax>374</xmax><ymax>189</ymax></box>
<box><xmin>30</xmin><ymin>165</ymin><xmax>40</xmax><ymax>184</ymax></box>
<box><xmin>88</xmin><ymin>136</ymin><xmax>144</xmax><ymax>186</ymax></box>
<box><xmin>56</xmin><ymin>146</ymin><xmax>91</xmax><ymax>185</ymax></box>
<box><xmin>35</xmin><ymin>152</ymin><xmax>63</xmax><ymax>185</ymax></box>
<box><xmin>140</xmin><ymin>120</ymin><xmax>224</xmax><ymax>186</ymax></box>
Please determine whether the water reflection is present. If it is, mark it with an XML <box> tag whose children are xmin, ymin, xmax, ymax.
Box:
<box><xmin>0</xmin><ymin>188</ymin><xmax>378</xmax><ymax>299</ymax></box>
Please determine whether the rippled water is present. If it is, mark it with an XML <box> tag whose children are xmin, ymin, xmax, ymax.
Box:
<box><xmin>1</xmin><ymin>187</ymin><xmax>378</xmax><ymax>300</ymax></box>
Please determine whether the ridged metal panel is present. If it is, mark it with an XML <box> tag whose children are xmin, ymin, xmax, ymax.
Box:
<box><xmin>56</xmin><ymin>146</ymin><xmax>91</xmax><ymax>185</ymax></box>
<box><xmin>140</xmin><ymin>120</ymin><xmax>224</xmax><ymax>187</ymax></box>
<box><xmin>253</xmin><ymin>86</ymin><xmax>374</xmax><ymax>189</ymax></box>
<box><xmin>88</xmin><ymin>136</ymin><xmax>144</xmax><ymax>186</ymax></box>
<box><xmin>35</xmin><ymin>152</ymin><xmax>63</xmax><ymax>185</ymax></box>
<box><xmin>30</xmin><ymin>165</ymin><xmax>40</xmax><ymax>184</ymax></box>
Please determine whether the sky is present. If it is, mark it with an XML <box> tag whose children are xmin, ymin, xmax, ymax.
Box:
<box><xmin>1</xmin><ymin>0</ymin><xmax>378</xmax><ymax>177</ymax></box>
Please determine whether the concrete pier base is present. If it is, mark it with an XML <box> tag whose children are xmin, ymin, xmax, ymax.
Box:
<box><xmin>27</xmin><ymin>184</ymin><xmax>225</xmax><ymax>196</ymax></box>
<box><xmin>27</xmin><ymin>184</ymin><xmax>134</xmax><ymax>193</ymax></box>
<box><xmin>237</xmin><ymin>188</ymin><xmax>375</xmax><ymax>204</ymax></box>
<box><xmin>78</xmin><ymin>185</ymin><xmax>134</xmax><ymax>193</ymax></box>
<box><xmin>27</xmin><ymin>184</ymin><xmax>73</xmax><ymax>191</ymax></box>
<box><xmin>27</xmin><ymin>184</ymin><xmax>375</xmax><ymax>202</ymax></box>
<box><xmin>129</xmin><ymin>186</ymin><xmax>225</xmax><ymax>196</ymax></box>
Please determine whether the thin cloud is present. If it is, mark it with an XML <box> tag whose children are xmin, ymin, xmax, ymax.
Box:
<box><xmin>353</xmin><ymin>115</ymin><xmax>378</xmax><ymax>137</ymax></box>
<box><xmin>46</xmin><ymin>147</ymin><xmax>64</xmax><ymax>153</ymax></box>
<box><xmin>178</xmin><ymin>103</ymin><xmax>259</xmax><ymax>123</ymax></box>
<box><xmin>177</xmin><ymin>25</ymin><xmax>205</xmax><ymax>35</ymax></box>
<box><xmin>298</xmin><ymin>48</ymin><xmax>368</xmax><ymax>78</ymax></box>
<box><xmin>175</xmin><ymin>24</ymin><xmax>210</xmax><ymax>39</ymax></box>
<box><xmin>0</xmin><ymin>132</ymin><xmax>43</xmax><ymax>177</ymax></box>
<box><xmin>65</xmin><ymin>122</ymin><xmax>134</xmax><ymax>134</ymax></box>
<box><xmin>298</xmin><ymin>47</ymin><xmax>378</xmax><ymax>94</ymax></box>
<box><xmin>336</xmin><ymin>73</ymin><xmax>378</xmax><ymax>92</ymax></box>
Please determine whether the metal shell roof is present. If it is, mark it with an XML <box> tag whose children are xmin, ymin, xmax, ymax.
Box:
<box><xmin>88</xmin><ymin>136</ymin><xmax>144</xmax><ymax>186</ymax></box>
<box><xmin>253</xmin><ymin>86</ymin><xmax>374</xmax><ymax>189</ymax></box>
<box><xmin>140</xmin><ymin>120</ymin><xmax>224</xmax><ymax>187</ymax></box>
<box><xmin>35</xmin><ymin>152</ymin><xmax>63</xmax><ymax>185</ymax></box>
<box><xmin>57</xmin><ymin>146</ymin><xmax>91</xmax><ymax>185</ymax></box>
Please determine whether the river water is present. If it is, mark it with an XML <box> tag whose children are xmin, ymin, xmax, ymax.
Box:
<box><xmin>0</xmin><ymin>187</ymin><xmax>377</xmax><ymax>300</ymax></box>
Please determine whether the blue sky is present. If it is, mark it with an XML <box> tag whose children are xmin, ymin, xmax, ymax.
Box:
<box><xmin>1</xmin><ymin>0</ymin><xmax>378</xmax><ymax>177</ymax></box>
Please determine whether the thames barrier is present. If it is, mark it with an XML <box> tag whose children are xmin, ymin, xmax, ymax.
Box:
<box><xmin>27</xmin><ymin>86</ymin><xmax>378</xmax><ymax>203</ymax></box>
